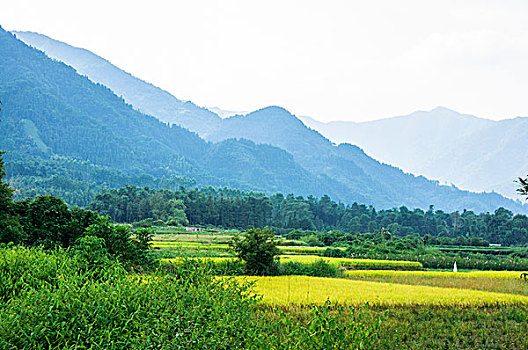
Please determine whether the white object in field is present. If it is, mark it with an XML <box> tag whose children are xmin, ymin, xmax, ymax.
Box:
<box><xmin>453</xmin><ymin>261</ymin><xmax>458</xmax><ymax>273</ymax></box>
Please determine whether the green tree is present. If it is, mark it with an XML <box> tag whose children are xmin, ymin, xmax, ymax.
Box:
<box><xmin>230</xmin><ymin>228</ymin><xmax>280</xmax><ymax>275</ymax></box>
<box><xmin>0</xmin><ymin>151</ymin><xmax>12</xmax><ymax>215</ymax></box>
<box><xmin>0</xmin><ymin>147</ymin><xmax>25</xmax><ymax>244</ymax></box>
<box><xmin>518</xmin><ymin>176</ymin><xmax>528</xmax><ymax>199</ymax></box>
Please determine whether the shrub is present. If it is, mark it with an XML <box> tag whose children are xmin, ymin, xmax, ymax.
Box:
<box><xmin>323</xmin><ymin>247</ymin><xmax>348</xmax><ymax>258</ymax></box>
<box><xmin>278</xmin><ymin>259</ymin><xmax>340</xmax><ymax>278</ymax></box>
<box><xmin>84</xmin><ymin>216</ymin><xmax>157</xmax><ymax>270</ymax></box>
<box><xmin>0</xmin><ymin>215</ymin><xmax>25</xmax><ymax>244</ymax></box>
<box><xmin>230</xmin><ymin>228</ymin><xmax>280</xmax><ymax>275</ymax></box>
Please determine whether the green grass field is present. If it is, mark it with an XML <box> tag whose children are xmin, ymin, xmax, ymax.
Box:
<box><xmin>151</xmin><ymin>234</ymin><xmax>348</xmax><ymax>257</ymax></box>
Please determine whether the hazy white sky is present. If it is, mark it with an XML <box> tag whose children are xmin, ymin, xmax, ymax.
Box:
<box><xmin>2</xmin><ymin>0</ymin><xmax>528</xmax><ymax>122</ymax></box>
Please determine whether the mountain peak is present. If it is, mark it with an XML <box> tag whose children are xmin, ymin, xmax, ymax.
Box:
<box><xmin>255</xmin><ymin>105</ymin><xmax>292</xmax><ymax>115</ymax></box>
<box><xmin>431</xmin><ymin>106</ymin><xmax>458</xmax><ymax>114</ymax></box>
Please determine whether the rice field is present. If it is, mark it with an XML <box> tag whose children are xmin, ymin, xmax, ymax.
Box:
<box><xmin>279</xmin><ymin>254</ymin><xmax>423</xmax><ymax>269</ymax></box>
<box><xmin>236</xmin><ymin>275</ymin><xmax>528</xmax><ymax>307</ymax></box>
<box><xmin>152</xmin><ymin>233</ymin><xmax>233</xmax><ymax>243</ymax></box>
<box><xmin>163</xmin><ymin>256</ymin><xmax>236</xmax><ymax>264</ymax></box>
<box><xmin>344</xmin><ymin>269</ymin><xmax>528</xmax><ymax>296</ymax></box>
<box><xmin>151</xmin><ymin>235</ymin><xmax>348</xmax><ymax>257</ymax></box>
<box><xmin>162</xmin><ymin>255</ymin><xmax>423</xmax><ymax>271</ymax></box>
<box><xmin>344</xmin><ymin>269</ymin><xmax>528</xmax><ymax>279</ymax></box>
<box><xmin>153</xmin><ymin>241</ymin><xmax>229</xmax><ymax>249</ymax></box>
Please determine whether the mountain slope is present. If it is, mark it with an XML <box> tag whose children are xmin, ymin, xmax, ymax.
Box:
<box><xmin>300</xmin><ymin>107</ymin><xmax>528</xmax><ymax>199</ymax></box>
<box><xmin>0</xmin><ymin>27</ymin><xmax>336</xmax><ymax>205</ymax></box>
<box><xmin>14</xmin><ymin>31</ymin><xmax>222</xmax><ymax>138</ymax></box>
<box><xmin>12</xmin><ymin>29</ymin><xmax>528</xmax><ymax>213</ymax></box>
<box><xmin>207</xmin><ymin>107</ymin><xmax>527</xmax><ymax>213</ymax></box>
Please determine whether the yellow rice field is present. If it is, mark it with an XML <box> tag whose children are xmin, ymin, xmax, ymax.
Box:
<box><xmin>344</xmin><ymin>269</ymin><xmax>528</xmax><ymax>296</ymax></box>
<box><xmin>162</xmin><ymin>255</ymin><xmax>423</xmax><ymax>269</ymax></box>
<box><xmin>344</xmin><ymin>270</ymin><xmax>528</xmax><ymax>279</ymax></box>
<box><xmin>235</xmin><ymin>275</ymin><xmax>528</xmax><ymax>306</ymax></box>
<box><xmin>278</xmin><ymin>255</ymin><xmax>422</xmax><ymax>269</ymax></box>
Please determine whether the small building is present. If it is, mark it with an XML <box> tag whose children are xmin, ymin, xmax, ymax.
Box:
<box><xmin>489</xmin><ymin>243</ymin><xmax>502</xmax><ymax>247</ymax></box>
<box><xmin>185</xmin><ymin>227</ymin><xmax>202</xmax><ymax>233</ymax></box>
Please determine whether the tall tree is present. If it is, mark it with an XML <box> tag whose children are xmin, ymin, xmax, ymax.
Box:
<box><xmin>518</xmin><ymin>176</ymin><xmax>528</xmax><ymax>199</ymax></box>
<box><xmin>0</xmin><ymin>150</ymin><xmax>14</xmax><ymax>215</ymax></box>
<box><xmin>0</xmin><ymin>99</ymin><xmax>14</xmax><ymax>214</ymax></box>
<box><xmin>0</xmin><ymin>100</ymin><xmax>25</xmax><ymax>244</ymax></box>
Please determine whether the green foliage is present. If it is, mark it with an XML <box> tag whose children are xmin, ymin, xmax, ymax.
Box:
<box><xmin>0</xmin><ymin>151</ymin><xmax>12</xmax><ymax>214</ymax></box>
<box><xmin>0</xmin><ymin>246</ymin><xmax>262</xmax><ymax>349</ymax></box>
<box><xmin>90</xmin><ymin>185</ymin><xmax>528</xmax><ymax>246</ymax></box>
<box><xmin>230</xmin><ymin>228</ymin><xmax>280</xmax><ymax>275</ymax></box>
<box><xmin>0</xmin><ymin>151</ymin><xmax>23</xmax><ymax>244</ymax></box>
<box><xmin>84</xmin><ymin>217</ymin><xmax>156</xmax><ymax>270</ymax></box>
<box><xmin>0</xmin><ymin>214</ymin><xmax>25</xmax><ymax>244</ymax></box>
<box><xmin>0</xmin><ymin>246</ymin><xmax>63</xmax><ymax>303</ymax></box>
<box><xmin>323</xmin><ymin>247</ymin><xmax>348</xmax><ymax>258</ymax></box>
<box><xmin>72</xmin><ymin>235</ymin><xmax>112</xmax><ymax>273</ymax></box>
<box><xmin>1</xmin><ymin>191</ymin><xmax>155</xmax><ymax>269</ymax></box>
<box><xmin>518</xmin><ymin>175</ymin><xmax>528</xmax><ymax>199</ymax></box>
<box><xmin>278</xmin><ymin>260</ymin><xmax>340</xmax><ymax>278</ymax></box>
<box><xmin>9</xmin><ymin>194</ymin><xmax>99</xmax><ymax>248</ymax></box>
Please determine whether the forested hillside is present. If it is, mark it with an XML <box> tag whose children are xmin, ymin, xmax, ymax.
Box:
<box><xmin>2</xmin><ymin>27</ymin><xmax>527</xmax><ymax>213</ymax></box>
<box><xmin>207</xmin><ymin>107</ymin><xmax>527</xmax><ymax>212</ymax></box>
<box><xmin>0</xmin><ymin>27</ymin><xmax>339</xmax><ymax>205</ymax></box>
<box><xmin>14</xmin><ymin>31</ymin><xmax>222</xmax><ymax>137</ymax></box>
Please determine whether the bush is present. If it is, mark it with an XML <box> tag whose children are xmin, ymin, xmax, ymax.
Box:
<box><xmin>0</xmin><ymin>215</ymin><xmax>25</xmax><ymax>244</ymax></box>
<box><xmin>84</xmin><ymin>216</ymin><xmax>157</xmax><ymax>270</ymax></box>
<box><xmin>133</xmin><ymin>218</ymin><xmax>155</xmax><ymax>228</ymax></box>
<box><xmin>323</xmin><ymin>247</ymin><xmax>348</xmax><ymax>258</ymax></box>
<box><xmin>278</xmin><ymin>259</ymin><xmax>340</xmax><ymax>278</ymax></box>
<box><xmin>230</xmin><ymin>228</ymin><xmax>280</xmax><ymax>275</ymax></box>
<box><xmin>303</xmin><ymin>234</ymin><xmax>325</xmax><ymax>247</ymax></box>
<box><xmin>262</xmin><ymin>300</ymin><xmax>385</xmax><ymax>349</ymax></box>
<box><xmin>10</xmin><ymin>195</ymin><xmax>99</xmax><ymax>248</ymax></box>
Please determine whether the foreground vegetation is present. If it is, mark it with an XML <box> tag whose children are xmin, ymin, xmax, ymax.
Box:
<box><xmin>3</xmin><ymin>243</ymin><xmax>528</xmax><ymax>349</ymax></box>
<box><xmin>0</xmin><ymin>244</ymin><xmax>391</xmax><ymax>349</ymax></box>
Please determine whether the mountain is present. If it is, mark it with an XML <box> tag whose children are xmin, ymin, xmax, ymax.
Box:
<box><xmin>13</xmin><ymin>31</ymin><xmax>222</xmax><ymax>138</ymax></box>
<box><xmin>0</xmin><ymin>27</ymin><xmax>337</xmax><ymax>207</ymax></box>
<box><xmin>206</xmin><ymin>106</ymin><xmax>526</xmax><ymax>212</ymax></box>
<box><xmin>299</xmin><ymin>107</ymin><xmax>528</xmax><ymax>199</ymax></box>
<box><xmin>8</xmin><ymin>28</ymin><xmax>528</xmax><ymax>213</ymax></box>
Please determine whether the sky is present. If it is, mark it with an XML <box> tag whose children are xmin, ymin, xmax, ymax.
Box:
<box><xmin>2</xmin><ymin>0</ymin><xmax>528</xmax><ymax>122</ymax></box>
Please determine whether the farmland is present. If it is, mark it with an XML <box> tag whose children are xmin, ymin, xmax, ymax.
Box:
<box><xmin>153</xmin><ymin>229</ymin><xmax>528</xmax><ymax>348</ymax></box>
<box><xmin>151</xmin><ymin>231</ymin><xmax>346</xmax><ymax>257</ymax></box>
<box><xmin>238</xmin><ymin>275</ymin><xmax>528</xmax><ymax>306</ymax></box>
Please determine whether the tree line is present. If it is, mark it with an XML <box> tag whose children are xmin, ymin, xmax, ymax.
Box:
<box><xmin>90</xmin><ymin>185</ymin><xmax>528</xmax><ymax>246</ymax></box>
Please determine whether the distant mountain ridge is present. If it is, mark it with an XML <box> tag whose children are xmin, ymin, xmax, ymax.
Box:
<box><xmin>0</xmin><ymin>27</ymin><xmax>337</xmax><ymax>205</ymax></box>
<box><xmin>8</xmin><ymin>29</ymin><xmax>528</xmax><ymax>213</ymax></box>
<box><xmin>299</xmin><ymin>107</ymin><xmax>528</xmax><ymax>199</ymax></box>
<box><xmin>13</xmin><ymin>31</ymin><xmax>222</xmax><ymax>138</ymax></box>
